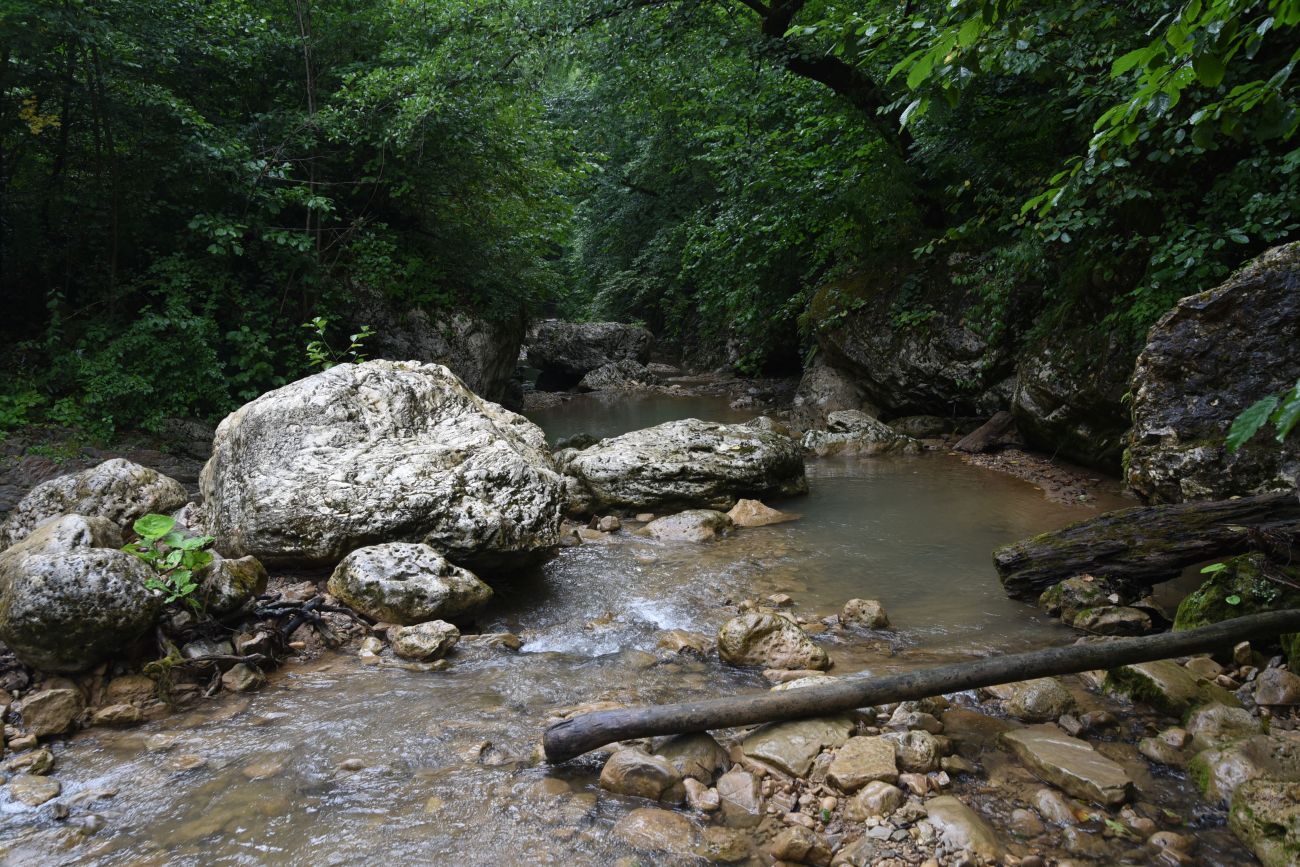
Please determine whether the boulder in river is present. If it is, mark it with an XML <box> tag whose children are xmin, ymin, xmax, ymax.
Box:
<box><xmin>525</xmin><ymin>319</ymin><xmax>653</xmax><ymax>391</ymax></box>
<box><xmin>0</xmin><ymin>547</ymin><xmax>162</xmax><ymax>672</ymax></box>
<box><xmin>14</xmin><ymin>688</ymin><xmax>84</xmax><ymax>737</ymax></box>
<box><xmin>1001</xmin><ymin>724</ymin><xmax>1133</xmax><ymax>806</ymax></box>
<box><xmin>599</xmin><ymin>749</ymin><xmax>684</xmax><ymax>802</ymax></box>
<box><xmin>717</xmin><ymin>612</ymin><xmax>829</xmax><ymax>671</ymax></box>
<box><xmin>611</xmin><ymin>806</ymin><xmax>699</xmax><ymax>856</ymax></box>
<box><xmin>1004</xmin><ymin>678</ymin><xmax>1075</xmax><ymax>723</ymax></box>
<box><xmin>643</xmin><ymin>510</ymin><xmax>734</xmax><ymax>543</ymax></box>
<box><xmin>1189</xmin><ymin>732</ymin><xmax>1300</xmax><ymax>806</ymax></box>
<box><xmin>1105</xmin><ymin>658</ymin><xmax>1240</xmax><ymax>717</ymax></box>
<box><xmin>725</xmin><ymin>499</ymin><xmax>797</xmax><ymax>528</ymax></box>
<box><xmin>390</xmin><ymin>620</ymin><xmax>460</xmax><ymax>661</ymax></box>
<box><xmin>0</xmin><ymin>459</ymin><xmax>188</xmax><ymax>551</ymax></box>
<box><xmin>1229</xmin><ymin>778</ymin><xmax>1300</xmax><ymax>867</ymax></box>
<box><xmin>800</xmin><ymin>410</ymin><xmax>921</xmax><ymax>457</ymax></box>
<box><xmin>1127</xmin><ymin>242</ymin><xmax>1300</xmax><ymax>503</ymax></box>
<box><xmin>327</xmin><ymin>543</ymin><xmax>492</xmax><ymax>625</ymax></box>
<box><xmin>788</xmin><ymin>357</ymin><xmax>880</xmax><ymax>431</ymax></box>
<box><xmin>200</xmin><ymin>361</ymin><xmax>566</xmax><ymax>572</ymax></box>
<box><xmin>840</xmin><ymin>598</ymin><xmax>889</xmax><ymax>629</ymax></box>
<box><xmin>576</xmin><ymin>359</ymin><xmax>656</xmax><ymax>392</ymax></box>
<box><xmin>557</xmin><ymin>418</ymin><xmax>806</xmax><ymax>514</ymax></box>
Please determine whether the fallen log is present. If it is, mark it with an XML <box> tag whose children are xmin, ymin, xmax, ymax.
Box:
<box><xmin>543</xmin><ymin>609</ymin><xmax>1300</xmax><ymax>763</ymax></box>
<box><xmin>953</xmin><ymin>411</ymin><xmax>1015</xmax><ymax>454</ymax></box>
<box><xmin>993</xmin><ymin>491</ymin><xmax>1300</xmax><ymax>600</ymax></box>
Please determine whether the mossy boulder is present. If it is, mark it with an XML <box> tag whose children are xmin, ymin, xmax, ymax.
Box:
<box><xmin>1105</xmin><ymin>659</ymin><xmax>1239</xmax><ymax>718</ymax></box>
<box><xmin>1229</xmin><ymin>778</ymin><xmax>1300</xmax><ymax>867</ymax></box>
<box><xmin>1173</xmin><ymin>553</ymin><xmax>1300</xmax><ymax>632</ymax></box>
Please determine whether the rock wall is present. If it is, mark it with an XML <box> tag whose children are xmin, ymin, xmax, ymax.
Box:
<box><xmin>1127</xmin><ymin>242</ymin><xmax>1300</xmax><ymax>503</ymax></box>
<box><xmin>525</xmin><ymin>320</ymin><xmax>654</xmax><ymax>391</ymax></box>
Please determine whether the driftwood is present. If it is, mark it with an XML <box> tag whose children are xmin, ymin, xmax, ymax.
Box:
<box><xmin>993</xmin><ymin>491</ymin><xmax>1300</xmax><ymax>600</ymax></box>
<box><xmin>543</xmin><ymin>609</ymin><xmax>1300</xmax><ymax>763</ymax></box>
<box><xmin>953</xmin><ymin>411</ymin><xmax>1016</xmax><ymax>454</ymax></box>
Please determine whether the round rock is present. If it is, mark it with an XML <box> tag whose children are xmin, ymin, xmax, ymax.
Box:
<box><xmin>327</xmin><ymin>543</ymin><xmax>492</xmax><ymax>625</ymax></box>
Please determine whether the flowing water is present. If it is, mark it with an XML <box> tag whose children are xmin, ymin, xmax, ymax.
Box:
<box><xmin>0</xmin><ymin>396</ymin><xmax>1251</xmax><ymax>865</ymax></box>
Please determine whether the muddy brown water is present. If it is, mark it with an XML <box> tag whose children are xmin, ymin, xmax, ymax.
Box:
<box><xmin>0</xmin><ymin>397</ymin><xmax>1252</xmax><ymax>864</ymax></box>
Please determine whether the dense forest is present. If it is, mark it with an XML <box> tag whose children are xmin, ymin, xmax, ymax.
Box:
<box><xmin>3</xmin><ymin>0</ymin><xmax>1299</xmax><ymax>438</ymax></box>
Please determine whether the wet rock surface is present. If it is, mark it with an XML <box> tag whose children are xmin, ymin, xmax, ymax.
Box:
<box><xmin>800</xmin><ymin>410</ymin><xmax>921</xmax><ymax>457</ymax></box>
<box><xmin>717</xmin><ymin>612</ymin><xmax>829</xmax><ymax>671</ymax></box>
<box><xmin>326</xmin><ymin>543</ymin><xmax>493</xmax><ymax>625</ymax></box>
<box><xmin>525</xmin><ymin>320</ymin><xmax>653</xmax><ymax>391</ymax></box>
<box><xmin>1001</xmin><ymin>724</ymin><xmax>1134</xmax><ymax>805</ymax></box>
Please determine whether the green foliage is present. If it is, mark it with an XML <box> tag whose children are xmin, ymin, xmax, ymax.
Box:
<box><xmin>302</xmin><ymin>317</ymin><xmax>375</xmax><ymax>371</ymax></box>
<box><xmin>1228</xmin><ymin>378</ymin><xmax>1300</xmax><ymax>449</ymax></box>
<box><xmin>122</xmin><ymin>514</ymin><xmax>214</xmax><ymax>611</ymax></box>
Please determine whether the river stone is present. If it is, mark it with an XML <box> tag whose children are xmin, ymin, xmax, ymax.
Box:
<box><xmin>1127</xmin><ymin>242</ymin><xmax>1300</xmax><ymax>503</ymax></box>
<box><xmin>1188</xmin><ymin>733</ymin><xmax>1300</xmax><ymax>805</ymax></box>
<box><xmin>800</xmin><ymin>410</ymin><xmax>921</xmax><ymax>457</ymax></box>
<box><xmin>1186</xmin><ymin>702</ymin><xmax>1263</xmax><ymax>752</ymax></box>
<box><xmin>1005</xmin><ymin>678</ymin><xmax>1076</xmax><ymax>723</ymax></box>
<box><xmin>197</xmin><ymin>553</ymin><xmax>268</xmax><ymax>616</ymax></box>
<box><xmin>769</xmin><ymin>826</ymin><xmax>833</xmax><ymax>866</ymax></box>
<box><xmin>715</xmin><ymin>767</ymin><xmax>763</xmax><ymax>827</ymax></box>
<box><xmin>771</xmin><ymin>675</ymin><xmax>839</xmax><ymax>691</ymax></box>
<box><xmin>1072</xmin><ymin>605</ymin><xmax>1152</xmax><ymax>636</ymax></box>
<box><xmin>221</xmin><ymin>663</ymin><xmax>267</xmax><ymax>693</ymax></box>
<box><xmin>326</xmin><ymin>543</ymin><xmax>492</xmax><ymax>625</ymax></box>
<box><xmin>1138</xmin><ymin>736</ymin><xmax>1185</xmax><ymax>767</ymax></box>
<box><xmin>1255</xmin><ymin>667</ymin><xmax>1300</xmax><ymax>706</ymax></box>
<box><xmin>882</xmin><ymin>730</ymin><xmax>942</xmax><ymax>773</ymax></box>
<box><xmin>925</xmin><ymin>795</ymin><xmax>1004</xmax><ymax>862</ymax></box>
<box><xmin>390</xmin><ymin>620</ymin><xmax>460</xmax><ymax>661</ymax></box>
<box><xmin>1229</xmin><ymin>778</ymin><xmax>1300</xmax><ymax>867</ymax></box>
<box><xmin>92</xmin><ymin>704</ymin><xmax>144</xmax><ymax>727</ymax></box>
<box><xmin>741</xmin><ymin>716</ymin><xmax>854</xmax><ymax>777</ymax></box>
<box><xmin>555</xmin><ymin>418</ymin><xmax>807</xmax><ymax>514</ymax></box>
<box><xmin>643</xmin><ymin>510</ymin><xmax>735</xmax><ymax>543</ymax></box>
<box><xmin>1</xmin><ymin>514</ymin><xmax>122</xmax><ymax>557</ymax></box>
<box><xmin>0</xmin><ymin>548</ymin><xmax>162</xmax><ymax>672</ymax></box>
<box><xmin>600</xmin><ymin>749</ymin><xmax>684</xmax><ymax>802</ymax></box>
<box><xmin>199</xmin><ymin>361</ymin><xmax>565</xmax><ymax>571</ymax></box>
<box><xmin>8</xmin><ymin>773</ymin><xmax>61</xmax><ymax>807</ymax></box>
<box><xmin>789</xmin><ymin>358</ymin><xmax>880</xmax><ymax>431</ymax></box>
<box><xmin>105</xmin><ymin>674</ymin><xmax>157</xmax><ymax>705</ymax></box>
<box><xmin>1038</xmin><ymin>574</ymin><xmax>1127</xmax><ymax>622</ymax></box>
<box><xmin>525</xmin><ymin>319</ymin><xmax>653</xmax><ymax>391</ymax></box>
<box><xmin>726</xmin><ymin>499</ymin><xmax>797</xmax><ymax>528</ymax></box>
<box><xmin>1105</xmin><ymin>658</ymin><xmax>1240</xmax><ymax>717</ymax></box>
<box><xmin>611</xmin><ymin>806</ymin><xmax>699</xmax><ymax>855</ymax></box>
<box><xmin>3</xmin><ymin>748</ymin><xmax>54</xmax><ymax>776</ymax></box>
<box><xmin>846</xmin><ymin>780</ymin><xmax>906</xmax><ymax>820</ymax></box>
<box><xmin>1032</xmin><ymin>787</ymin><xmax>1078</xmax><ymax>826</ymax></box>
<box><xmin>717</xmin><ymin>613</ymin><xmax>829</xmax><ymax>671</ymax></box>
<box><xmin>827</xmin><ymin>736</ymin><xmax>898</xmax><ymax>791</ymax></box>
<box><xmin>0</xmin><ymin>459</ymin><xmax>188</xmax><ymax>551</ymax></box>
<box><xmin>14</xmin><ymin>689</ymin><xmax>84</xmax><ymax>737</ymax></box>
<box><xmin>577</xmin><ymin>359</ymin><xmax>656</xmax><ymax>392</ymax></box>
<box><xmin>840</xmin><ymin>598</ymin><xmax>889</xmax><ymax>629</ymax></box>
<box><xmin>653</xmin><ymin>732</ymin><xmax>729</xmax><ymax>782</ymax></box>
<box><xmin>1001</xmin><ymin>725</ymin><xmax>1133</xmax><ymax>806</ymax></box>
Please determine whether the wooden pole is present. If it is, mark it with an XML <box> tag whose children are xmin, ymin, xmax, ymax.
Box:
<box><xmin>543</xmin><ymin>609</ymin><xmax>1300</xmax><ymax>763</ymax></box>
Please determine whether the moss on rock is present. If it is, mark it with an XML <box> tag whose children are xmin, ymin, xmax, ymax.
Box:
<box><xmin>1173</xmin><ymin>554</ymin><xmax>1300</xmax><ymax>632</ymax></box>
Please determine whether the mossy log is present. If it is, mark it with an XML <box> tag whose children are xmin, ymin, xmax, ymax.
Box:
<box><xmin>994</xmin><ymin>491</ymin><xmax>1300</xmax><ymax>600</ymax></box>
<box><xmin>543</xmin><ymin>610</ymin><xmax>1300</xmax><ymax>763</ymax></box>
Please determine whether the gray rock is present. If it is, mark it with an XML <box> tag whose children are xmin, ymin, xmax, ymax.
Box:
<box><xmin>717</xmin><ymin>612</ymin><xmax>829</xmax><ymax>671</ymax></box>
<box><xmin>576</xmin><ymin>359</ymin><xmax>656</xmax><ymax>392</ymax></box>
<box><xmin>14</xmin><ymin>689</ymin><xmax>84</xmax><ymax>737</ymax></box>
<box><xmin>2</xmin><ymin>514</ymin><xmax>122</xmax><ymax>557</ymax></box>
<box><xmin>1229</xmin><ymin>778</ymin><xmax>1300</xmax><ymax>867</ymax></box>
<box><xmin>1188</xmin><ymin>733</ymin><xmax>1300</xmax><ymax>805</ymax></box>
<box><xmin>715</xmin><ymin>767</ymin><xmax>764</xmax><ymax>827</ymax></box>
<box><xmin>1127</xmin><ymin>242</ymin><xmax>1300</xmax><ymax>502</ymax></box>
<box><xmin>725</xmin><ymin>499</ymin><xmax>798</xmax><ymax>528</ymax></box>
<box><xmin>8</xmin><ymin>773</ymin><xmax>61</xmax><ymax>806</ymax></box>
<box><xmin>221</xmin><ymin>663</ymin><xmax>266</xmax><ymax>693</ymax></box>
<box><xmin>882</xmin><ymin>729</ymin><xmax>942</xmax><ymax>773</ymax></box>
<box><xmin>841</xmin><ymin>598</ymin><xmax>889</xmax><ymax>629</ymax></box>
<box><xmin>1186</xmin><ymin>702</ymin><xmax>1263</xmax><ymax>752</ymax></box>
<box><xmin>200</xmin><ymin>361</ymin><xmax>566</xmax><ymax>572</ymax></box>
<box><xmin>1255</xmin><ymin>667</ymin><xmax>1300</xmax><ymax>706</ymax></box>
<box><xmin>611</xmin><ymin>806</ymin><xmax>699</xmax><ymax>855</ymax></box>
<box><xmin>827</xmin><ymin>736</ymin><xmax>899</xmax><ymax>791</ymax></box>
<box><xmin>845</xmin><ymin>781</ymin><xmax>906</xmax><ymax>820</ymax></box>
<box><xmin>326</xmin><ymin>543</ymin><xmax>492</xmax><ymax>625</ymax></box>
<box><xmin>800</xmin><ymin>410</ymin><xmax>921</xmax><ymax>457</ymax></box>
<box><xmin>643</xmin><ymin>510</ymin><xmax>734</xmax><ymax>543</ymax></box>
<box><xmin>1002</xmin><ymin>725</ymin><xmax>1133</xmax><ymax>806</ymax></box>
<box><xmin>599</xmin><ymin>749</ymin><xmax>683</xmax><ymax>802</ymax></box>
<box><xmin>1105</xmin><ymin>658</ymin><xmax>1240</xmax><ymax>716</ymax></box>
<box><xmin>390</xmin><ymin>620</ymin><xmax>460</xmax><ymax>661</ymax></box>
<box><xmin>0</xmin><ymin>459</ymin><xmax>187</xmax><ymax>550</ymax></box>
<box><xmin>557</xmin><ymin>418</ymin><xmax>806</xmax><ymax>513</ymax></box>
<box><xmin>925</xmin><ymin>795</ymin><xmax>1004</xmax><ymax>861</ymax></box>
<box><xmin>788</xmin><ymin>358</ymin><xmax>880</xmax><ymax>431</ymax></box>
<box><xmin>197</xmin><ymin>554</ymin><xmax>267</xmax><ymax>616</ymax></box>
<box><xmin>526</xmin><ymin>320</ymin><xmax>653</xmax><ymax>391</ymax></box>
<box><xmin>0</xmin><ymin>548</ymin><xmax>161</xmax><ymax>672</ymax></box>
<box><xmin>1005</xmin><ymin>678</ymin><xmax>1076</xmax><ymax>723</ymax></box>
<box><xmin>1072</xmin><ymin>605</ymin><xmax>1153</xmax><ymax>636</ymax></box>
<box><xmin>1032</xmin><ymin>786</ymin><xmax>1079</xmax><ymax>826</ymax></box>
<box><xmin>652</xmin><ymin>732</ymin><xmax>729</xmax><ymax>782</ymax></box>
<box><xmin>740</xmin><ymin>716</ymin><xmax>854</xmax><ymax>777</ymax></box>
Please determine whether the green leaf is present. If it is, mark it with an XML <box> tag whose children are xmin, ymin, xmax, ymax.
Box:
<box><xmin>133</xmin><ymin>514</ymin><xmax>176</xmax><ymax>539</ymax></box>
<box><xmin>1270</xmin><ymin>380</ymin><xmax>1300</xmax><ymax>441</ymax></box>
<box><xmin>1193</xmin><ymin>54</ymin><xmax>1226</xmax><ymax>87</ymax></box>
<box><xmin>1201</xmin><ymin>562</ymin><xmax>1228</xmax><ymax>573</ymax></box>
<box><xmin>1227</xmin><ymin>396</ymin><xmax>1280</xmax><ymax>451</ymax></box>
<box><xmin>1225</xmin><ymin>594</ymin><xmax>1242</xmax><ymax>605</ymax></box>
<box><xmin>908</xmin><ymin>54</ymin><xmax>936</xmax><ymax>90</ymax></box>
<box><xmin>1112</xmin><ymin>47</ymin><xmax>1149</xmax><ymax>76</ymax></box>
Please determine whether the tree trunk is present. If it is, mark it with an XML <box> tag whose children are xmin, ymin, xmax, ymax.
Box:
<box><xmin>994</xmin><ymin>491</ymin><xmax>1300</xmax><ymax>600</ymax></box>
<box><xmin>542</xmin><ymin>608</ymin><xmax>1300</xmax><ymax>762</ymax></box>
<box><xmin>954</xmin><ymin>411</ymin><xmax>1016</xmax><ymax>454</ymax></box>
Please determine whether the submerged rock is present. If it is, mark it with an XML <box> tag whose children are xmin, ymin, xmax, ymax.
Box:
<box><xmin>0</xmin><ymin>548</ymin><xmax>161</xmax><ymax>672</ymax></box>
<box><xmin>1127</xmin><ymin>242</ymin><xmax>1300</xmax><ymax>503</ymax></box>
<box><xmin>643</xmin><ymin>510</ymin><xmax>734</xmax><ymax>543</ymax></box>
<box><xmin>611</xmin><ymin>806</ymin><xmax>699</xmax><ymax>855</ymax></box>
<box><xmin>557</xmin><ymin>418</ymin><xmax>807</xmax><ymax>513</ymax></box>
<box><xmin>800</xmin><ymin>410</ymin><xmax>921</xmax><ymax>457</ymax></box>
<box><xmin>200</xmin><ymin>361</ymin><xmax>565</xmax><ymax>572</ymax></box>
<box><xmin>326</xmin><ymin>543</ymin><xmax>492</xmax><ymax>625</ymax></box>
<box><xmin>1229</xmin><ymin>778</ymin><xmax>1300</xmax><ymax>867</ymax></box>
<box><xmin>1001</xmin><ymin>725</ymin><xmax>1133</xmax><ymax>806</ymax></box>
<box><xmin>717</xmin><ymin>612</ymin><xmax>829</xmax><ymax>671</ymax></box>
<box><xmin>715</xmin><ymin>767</ymin><xmax>764</xmax><ymax>827</ymax></box>
<box><xmin>0</xmin><ymin>459</ymin><xmax>188</xmax><ymax>551</ymax></box>
<box><xmin>8</xmin><ymin>773</ymin><xmax>61</xmax><ymax>807</ymax></box>
<box><xmin>725</xmin><ymin>499</ymin><xmax>798</xmax><ymax>528</ymax></box>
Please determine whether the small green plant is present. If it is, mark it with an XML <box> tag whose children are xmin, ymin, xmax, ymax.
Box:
<box><xmin>1227</xmin><ymin>378</ymin><xmax>1300</xmax><ymax>451</ymax></box>
<box><xmin>0</xmin><ymin>389</ymin><xmax>44</xmax><ymax>433</ymax></box>
<box><xmin>123</xmin><ymin>514</ymin><xmax>214</xmax><ymax>611</ymax></box>
<box><xmin>302</xmin><ymin>316</ymin><xmax>375</xmax><ymax>371</ymax></box>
